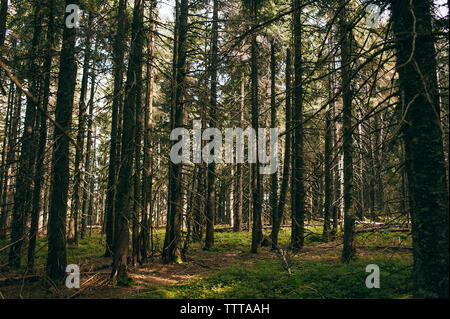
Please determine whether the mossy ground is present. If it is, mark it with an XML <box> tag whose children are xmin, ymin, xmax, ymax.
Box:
<box><xmin>0</xmin><ymin>225</ymin><xmax>413</xmax><ymax>298</ymax></box>
<box><xmin>132</xmin><ymin>226</ymin><xmax>412</xmax><ymax>299</ymax></box>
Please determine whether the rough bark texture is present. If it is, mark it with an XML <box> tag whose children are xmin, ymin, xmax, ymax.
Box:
<box><xmin>111</xmin><ymin>0</ymin><xmax>145</xmax><ymax>282</ymax></box>
<box><xmin>27</xmin><ymin>0</ymin><xmax>56</xmax><ymax>268</ymax></box>
<box><xmin>339</xmin><ymin>0</ymin><xmax>356</xmax><ymax>263</ymax></box>
<box><xmin>70</xmin><ymin>12</ymin><xmax>93</xmax><ymax>245</ymax></box>
<box><xmin>10</xmin><ymin>1</ymin><xmax>43</xmax><ymax>267</ymax></box>
<box><xmin>204</xmin><ymin>0</ymin><xmax>219</xmax><ymax>251</ymax></box>
<box><xmin>46</xmin><ymin>0</ymin><xmax>79</xmax><ymax>280</ymax></box>
<box><xmin>291</xmin><ymin>0</ymin><xmax>305</xmax><ymax>251</ymax></box>
<box><xmin>162</xmin><ymin>0</ymin><xmax>188</xmax><ymax>264</ymax></box>
<box><xmin>0</xmin><ymin>0</ymin><xmax>7</xmax><ymax>47</ymax></box>
<box><xmin>391</xmin><ymin>0</ymin><xmax>449</xmax><ymax>298</ymax></box>
<box><xmin>105</xmin><ymin>0</ymin><xmax>128</xmax><ymax>257</ymax></box>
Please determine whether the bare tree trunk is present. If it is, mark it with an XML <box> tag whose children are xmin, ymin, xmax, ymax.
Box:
<box><xmin>27</xmin><ymin>0</ymin><xmax>56</xmax><ymax>268</ymax></box>
<box><xmin>291</xmin><ymin>0</ymin><xmax>305</xmax><ymax>251</ymax></box>
<box><xmin>204</xmin><ymin>0</ymin><xmax>219</xmax><ymax>250</ymax></box>
<box><xmin>233</xmin><ymin>72</ymin><xmax>245</xmax><ymax>232</ymax></box>
<box><xmin>323</xmin><ymin>107</ymin><xmax>332</xmax><ymax>241</ymax></box>
<box><xmin>249</xmin><ymin>0</ymin><xmax>262</xmax><ymax>254</ymax></box>
<box><xmin>162</xmin><ymin>0</ymin><xmax>188</xmax><ymax>264</ymax></box>
<box><xmin>272</xmin><ymin>47</ymin><xmax>291</xmax><ymax>249</ymax></box>
<box><xmin>0</xmin><ymin>0</ymin><xmax>7</xmax><ymax>47</ymax></box>
<box><xmin>339</xmin><ymin>0</ymin><xmax>356</xmax><ymax>263</ymax></box>
<box><xmin>0</xmin><ymin>79</ymin><xmax>13</xmax><ymax>239</ymax></box>
<box><xmin>10</xmin><ymin>1</ymin><xmax>44</xmax><ymax>267</ymax></box>
<box><xmin>1</xmin><ymin>86</ymin><xmax>21</xmax><ymax>240</ymax></box>
<box><xmin>46</xmin><ymin>0</ymin><xmax>79</xmax><ymax>280</ymax></box>
<box><xmin>132</xmin><ymin>52</ymin><xmax>144</xmax><ymax>265</ymax></box>
<box><xmin>70</xmin><ymin>11</ymin><xmax>93</xmax><ymax>245</ymax></box>
<box><xmin>111</xmin><ymin>0</ymin><xmax>145</xmax><ymax>282</ymax></box>
<box><xmin>391</xmin><ymin>0</ymin><xmax>449</xmax><ymax>298</ymax></box>
<box><xmin>141</xmin><ymin>1</ymin><xmax>156</xmax><ymax>262</ymax></box>
<box><xmin>105</xmin><ymin>0</ymin><xmax>128</xmax><ymax>257</ymax></box>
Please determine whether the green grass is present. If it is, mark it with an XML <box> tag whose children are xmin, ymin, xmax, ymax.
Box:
<box><xmin>1</xmin><ymin>224</ymin><xmax>413</xmax><ymax>299</ymax></box>
<box><xmin>134</xmin><ymin>225</ymin><xmax>413</xmax><ymax>299</ymax></box>
<box><xmin>135</xmin><ymin>256</ymin><xmax>412</xmax><ymax>299</ymax></box>
<box><xmin>355</xmin><ymin>231</ymin><xmax>412</xmax><ymax>248</ymax></box>
<box><xmin>0</xmin><ymin>231</ymin><xmax>106</xmax><ymax>269</ymax></box>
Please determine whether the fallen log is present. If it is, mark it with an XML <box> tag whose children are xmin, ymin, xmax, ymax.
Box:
<box><xmin>355</xmin><ymin>228</ymin><xmax>410</xmax><ymax>234</ymax></box>
<box><xmin>356</xmin><ymin>245</ymin><xmax>413</xmax><ymax>251</ymax></box>
<box><xmin>0</xmin><ymin>274</ymin><xmax>41</xmax><ymax>288</ymax></box>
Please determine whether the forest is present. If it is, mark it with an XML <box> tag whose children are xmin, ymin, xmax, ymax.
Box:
<box><xmin>0</xmin><ymin>0</ymin><xmax>448</xmax><ymax>300</ymax></box>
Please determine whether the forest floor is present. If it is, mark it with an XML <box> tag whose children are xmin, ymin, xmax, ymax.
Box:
<box><xmin>0</xmin><ymin>225</ymin><xmax>414</xmax><ymax>299</ymax></box>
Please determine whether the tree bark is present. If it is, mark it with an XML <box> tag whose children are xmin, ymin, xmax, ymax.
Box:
<box><xmin>105</xmin><ymin>0</ymin><xmax>128</xmax><ymax>257</ymax></box>
<box><xmin>162</xmin><ymin>0</ymin><xmax>188</xmax><ymax>264</ymax></box>
<box><xmin>141</xmin><ymin>1</ymin><xmax>156</xmax><ymax>262</ymax></box>
<box><xmin>233</xmin><ymin>71</ymin><xmax>245</xmax><ymax>232</ymax></box>
<box><xmin>10</xmin><ymin>1</ymin><xmax>44</xmax><ymax>267</ymax></box>
<box><xmin>204</xmin><ymin>0</ymin><xmax>219</xmax><ymax>251</ymax></box>
<box><xmin>291</xmin><ymin>0</ymin><xmax>305</xmax><ymax>251</ymax></box>
<box><xmin>110</xmin><ymin>0</ymin><xmax>145</xmax><ymax>282</ymax></box>
<box><xmin>46</xmin><ymin>0</ymin><xmax>79</xmax><ymax>281</ymax></box>
<box><xmin>0</xmin><ymin>0</ymin><xmax>7</xmax><ymax>47</ymax></box>
<box><xmin>339</xmin><ymin>0</ymin><xmax>356</xmax><ymax>263</ymax></box>
<box><xmin>70</xmin><ymin>11</ymin><xmax>93</xmax><ymax>245</ymax></box>
<box><xmin>27</xmin><ymin>0</ymin><xmax>56</xmax><ymax>268</ymax></box>
<box><xmin>391</xmin><ymin>0</ymin><xmax>449</xmax><ymax>298</ymax></box>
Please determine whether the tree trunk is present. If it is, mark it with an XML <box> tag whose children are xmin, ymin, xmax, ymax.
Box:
<box><xmin>70</xmin><ymin>11</ymin><xmax>93</xmax><ymax>245</ymax></box>
<box><xmin>1</xmin><ymin>84</ymin><xmax>21</xmax><ymax>240</ymax></box>
<box><xmin>27</xmin><ymin>0</ymin><xmax>56</xmax><ymax>268</ymax></box>
<box><xmin>0</xmin><ymin>79</ymin><xmax>13</xmax><ymax>239</ymax></box>
<box><xmin>204</xmin><ymin>0</ymin><xmax>219</xmax><ymax>251</ymax></box>
<box><xmin>105</xmin><ymin>0</ymin><xmax>128</xmax><ymax>257</ymax></box>
<box><xmin>291</xmin><ymin>0</ymin><xmax>305</xmax><ymax>251</ymax></box>
<box><xmin>10</xmin><ymin>1</ymin><xmax>44</xmax><ymax>267</ymax></box>
<box><xmin>391</xmin><ymin>0</ymin><xmax>449</xmax><ymax>298</ymax></box>
<box><xmin>141</xmin><ymin>1</ymin><xmax>156</xmax><ymax>262</ymax></box>
<box><xmin>249</xmin><ymin>0</ymin><xmax>262</xmax><ymax>254</ymax></box>
<box><xmin>0</xmin><ymin>0</ymin><xmax>7</xmax><ymax>47</ymax></box>
<box><xmin>162</xmin><ymin>0</ymin><xmax>188</xmax><ymax>264</ymax></box>
<box><xmin>111</xmin><ymin>0</ymin><xmax>145</xmax><ymax>282</ymax></box>
<box><xmin>272</xmin><ymin>47</ymin><xmax>292</xmax><ymax>249</ymax></box>
<box><xmin>233</xmin><ymin>71</ymin><xmax>245</xmax><ymax>232</ymax></box>
<box><xmin>339</xmin><ymin>0</ymin><xmax>356</xmax><ymax>263</ymax></box>
<box><xmin>46</xmin><ymin>0</ymin><xmax>79</xmax><ymax>281</ymax></box>
<box><xmin>323</xmin><ymin>107</ymin><xmax>332</xmax><ymax>241</ymax></box>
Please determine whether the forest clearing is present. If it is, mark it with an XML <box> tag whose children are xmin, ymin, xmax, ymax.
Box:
<box><xmin>0</xmin><ymin>0</ymin><xmax>448</xmax><ymax>302</ymax></box>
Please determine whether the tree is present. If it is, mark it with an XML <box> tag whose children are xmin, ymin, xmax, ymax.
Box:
<box><xmin>291</xmin><ymin>0</ymin><xmax>305</xmax><ymax>251</ymax></box>
<box><xmin>47</xmin><ymin>0</ymin><xmax>79</xmax><ymax>280</ymax></box>
<box><xmin>105</xmin><ymin>0</ymin><xmax>128</xmax><ymax>257</ymax></box>
<box><xmin>141</xmin><ymin>0</ymin><xmax>157</xmax><ymax>262</ymax></box>
<box><xmin>9</xmin><ymin>0</ymin><xmax>44</xmax><ymax>267</ymax></box>
<box><xmin>162</xmin><ymin>0</ymin><xmax>189</xmax><ymax>264</ymax></box>
<box><xmin>0</xmin><ymin>0</ymin><xmax>7</xmax><ymax>47</ymax></box>
<box><xmin>27</xmin><ymin>0</ymin><xmax>56</xmax><ymax>269</ymax></box>
<box><xmin>249</xmin><ymin>0</ymin><xmax>263</xmax><ymax>254</ymax></box>
<box><xmin>204</xmin><ymin>0</ymin><xmax>219</xmax><ymax>251</ymax></box>
<box><xmin>391</xmin><ymin>0</ymin><xmax>449</xmax><ymax>298</ymax></box>
<box><xmin>111</xmin><ymin>0</ymin><xmax>145</xmax><ymax>282</ymax></box>
<box><xmin>70</xmin><ymin>9</ymin><xmax>94</xmax><ymax>245</ymax></box>
<box><xmin>339</xmin><ymin>0</ymin><xmax>356</xmax><ymax>263</ymax></box>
